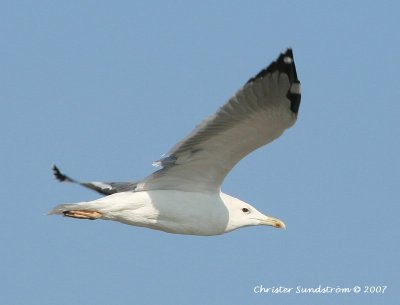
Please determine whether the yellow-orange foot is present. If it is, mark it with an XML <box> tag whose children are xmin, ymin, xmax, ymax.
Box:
<box><xmin>63</xmin><ymin>210</ymin><xmax>102</xmax><ymax>220</ymax></box>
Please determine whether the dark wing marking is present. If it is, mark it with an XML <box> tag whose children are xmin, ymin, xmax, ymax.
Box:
<box><xmin>52</xmin><ymin>164</ymin><xmax>138</xmax><ymax>195</ymax></box>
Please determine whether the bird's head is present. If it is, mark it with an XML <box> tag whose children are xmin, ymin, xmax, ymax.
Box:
<box><xmin>221</xmin><ymin>193</ymin><xmax>286</xmax><ymax>232</ymax></box>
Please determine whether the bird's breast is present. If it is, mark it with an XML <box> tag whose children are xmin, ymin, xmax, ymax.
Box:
<box><xmin>144</xmin><ymin>190</ymin><xmax>230</xmax><ymax>235</ymax></box>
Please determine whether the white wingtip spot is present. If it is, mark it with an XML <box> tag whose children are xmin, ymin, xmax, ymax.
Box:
<box><xmin>91</xmin><ymin>182</ymin><xmax>113</xmax><ymax>190</ymax></box>
<box><xmin>283</xmin><ymin>56</ymin><xmax>293</xmax><ymax>64</ymax></box>
<box><xmin>290</xmin><ymin>83</ymin><xmax>301</xmax><ymax>94</ymax></box>
<box><xmin>152</xmin><ymin>160</ymin><xmax>162</xmax><ymax>167</ymax></box>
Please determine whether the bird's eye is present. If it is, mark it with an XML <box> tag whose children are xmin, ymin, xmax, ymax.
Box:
<box><xmin>241</xmin><ymin>208</ymin><xmax>250</xmax><ymax>213</ymax></box>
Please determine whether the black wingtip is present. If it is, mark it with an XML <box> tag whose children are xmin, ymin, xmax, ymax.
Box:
<box><xmin>52</xmin><ymin>164</ymin><xmax>73</xmax><ymax>182</ymax></box>
<box><xmin>247</xmin><ymin>48</ymin><xmax>301</xmax><ymax>114</ymax></box>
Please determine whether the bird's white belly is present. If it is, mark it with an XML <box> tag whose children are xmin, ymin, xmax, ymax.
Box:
<box><xmin>97</xmin><ymin>190</ymin><xmax>230</xmax><ymax>236</ymax></box>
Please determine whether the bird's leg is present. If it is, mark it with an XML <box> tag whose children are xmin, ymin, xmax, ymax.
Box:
<box><xmin>63</xmin><ymin>210</ymin><xmax>102</xmax><ymax>220</ymax></box>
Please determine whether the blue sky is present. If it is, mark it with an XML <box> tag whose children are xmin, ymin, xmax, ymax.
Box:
<box><xmin>1</xmin><ymin>1</ymin><xmax>399</xmax><ymax>304</ymax></box>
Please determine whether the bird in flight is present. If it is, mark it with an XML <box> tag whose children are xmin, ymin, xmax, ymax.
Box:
<box><xmin>50</xmin><ymin>49</ymin><xmax>301</xmax><ymax>236</ymax></box>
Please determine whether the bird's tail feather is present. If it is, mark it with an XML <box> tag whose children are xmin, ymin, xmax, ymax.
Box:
<box><xmin>48</xmin><ymin>203</ymin><xmax>79</xmax><ymax>215</ymax></box>
<box><xmin>48</xmin><ymin>202</ymin><xmax>97</xmax><ymax>215</ymax></box>
<box><xmin>48</xmin><ymin>202</ymin><xmax>103</xmax><ymax>220</ymax></box>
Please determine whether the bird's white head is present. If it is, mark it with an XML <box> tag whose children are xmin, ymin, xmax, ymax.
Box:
<box><xmin>221</xmin><ymin>193</ymin><xmax>285</xmax><ymax>233</ymax></box>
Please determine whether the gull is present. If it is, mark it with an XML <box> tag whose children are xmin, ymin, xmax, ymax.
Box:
<box><xmin>49</xmin><ymin>49</ymin><xmax>301</xmax><ymax>236</ymax></box>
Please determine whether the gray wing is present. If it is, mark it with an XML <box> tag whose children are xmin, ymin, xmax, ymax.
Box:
<box><xmin>136</xmin><ymin>49</ymin><xmax>301</xmax><ymax>193</ymax></box>
<box><xmin>52</xmin><ymin>164</ymin><xmax>138</xmax><ymax>195</ymax></box>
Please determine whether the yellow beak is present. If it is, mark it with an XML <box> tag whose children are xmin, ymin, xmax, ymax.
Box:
<box><xmin>260</xmin><ymin>216</ymin><xmax>286</xmax><ymax>229</ymax></box>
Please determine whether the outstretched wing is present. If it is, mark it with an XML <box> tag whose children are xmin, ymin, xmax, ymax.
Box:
<box><xmin>136</xmin><ymin>49</ymin><xmax>301</xmax><ymax>193</ymax></box>
<box><xmin>52</xmin><ymin>164</ymin><xmax>138</xmax><ymax>195</ymax></box>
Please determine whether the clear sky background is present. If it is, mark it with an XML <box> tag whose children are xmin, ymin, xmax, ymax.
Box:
<box><xmin>1</xmin><ymin>1</ymin><xmax>399</xmax><ymax>304</ymax></box>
